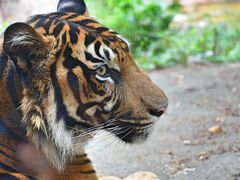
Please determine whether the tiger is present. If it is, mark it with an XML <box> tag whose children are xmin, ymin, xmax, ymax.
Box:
<box><xmin>0</xmin><ymin>0</ymin><xmax>168</xmax><ymax>179</ymax></box>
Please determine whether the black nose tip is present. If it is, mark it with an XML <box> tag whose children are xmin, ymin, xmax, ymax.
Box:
<box><xmin>148</xmin><ymin>104</ymin><xmax>168</xmax><ymax>117</ymax></box>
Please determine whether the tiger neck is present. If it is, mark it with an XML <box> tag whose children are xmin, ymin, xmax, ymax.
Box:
<box><xmin>0</xmin><ymin>49</ymin><xmax>84</xmax><ymax>172</ymax></box>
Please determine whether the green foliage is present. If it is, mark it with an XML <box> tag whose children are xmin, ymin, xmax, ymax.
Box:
<box><xmin>92</xmin><ymin>0</ymin><xmax>180</xmax><ymax>50</ymax></box>
<box><xmin>187</xmin><ymin>24</ymin><xmax>240</xmax><ymax>62</ymax></box>
<box><xmin>0</xmin><ymin>21</ymin><xmax>9</xmax><ymax>33</ymax></box>
<box><xmin>89</xmin><ymin>0</ymin><xmax>181</xmax><ymax>69</ymax></box>
<box><xmin>88</xmin><ymin>1</ymin><xmax>240</xmax><ymax>69</ymax></box>
<box><xmin>141</xmin><ymin>23</ymin><xmax>240</xmax><ymax>69</ymax></box>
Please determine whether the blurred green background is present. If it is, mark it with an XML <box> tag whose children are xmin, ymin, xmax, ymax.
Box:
<box><xmin>87</xmin><ymin>0</ymin><xmax>240</xmax><ymax>70</ymax></box>
<box><xmin>1</xmin><ymin>0</ymin><xmax>240</xmax><ymax>70</ymax></box>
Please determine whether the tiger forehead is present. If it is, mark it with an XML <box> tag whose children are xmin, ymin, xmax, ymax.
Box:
<box><xmin>29</xmin><ymin>12</ymin><xmax>130</xmax><ymax>53</ymax></box>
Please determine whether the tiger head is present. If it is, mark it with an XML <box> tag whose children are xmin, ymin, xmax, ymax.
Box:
<box><xmin>3</xmin><ymin>0</ymin><xmax>168</xmax><ymax>170</ymax></box>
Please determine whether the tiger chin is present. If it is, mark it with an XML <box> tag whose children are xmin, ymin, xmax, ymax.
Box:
<box><xmin>1</xmin><ymin>0</ymin><xmax>168</xmax><ymax>177</ymax></box>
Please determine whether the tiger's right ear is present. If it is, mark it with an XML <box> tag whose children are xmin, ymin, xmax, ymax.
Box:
<box><xmin>57</xmin><ymin>0</ymin><xmax>89</xmax><ymax>16</ymax></box>
<box><xmin>3</xmin><ymin>22</ymin><xmax>53</xmax><ymax>70</ymax></box>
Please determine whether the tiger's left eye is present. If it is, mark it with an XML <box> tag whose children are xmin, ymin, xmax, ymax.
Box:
<box><xmin>96</xmin><ymin>66</ymin><xmax>107</xmax><ymax>76</ymax></box>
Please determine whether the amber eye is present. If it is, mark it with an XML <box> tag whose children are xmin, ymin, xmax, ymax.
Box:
<box><xmin>96</xmin><ymin>66</ymin><xmax>107</xmax><ymax>76</ymax></box>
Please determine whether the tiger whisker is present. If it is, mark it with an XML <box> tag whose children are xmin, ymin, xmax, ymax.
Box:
<box><xmin>85</xmin><ymin>127</ymin><xmax>132</xmax><ymax>150</ymax></box>
<box><xmin>69</xmin><ymin>118</ymin><xmax>118</xmax><ymax>136</ymax></box>
<box><xmin>72</xmin><ymin>119</ymin><xmax>120</xmax><ymax>139</ymax></box>
<box><xmin>72</xmin><ymin>124</ymin><xmax>123</xmax><ymax>145</ymax></box>
<box><xmin>70</xmin><ymin>124</ymin><xmax>123</xmax><ymax>149</ymax></box>
<box><xmin>73</xmin><ymin>125</ymin><xmax>128</xmax><ymax>148</ymax></box>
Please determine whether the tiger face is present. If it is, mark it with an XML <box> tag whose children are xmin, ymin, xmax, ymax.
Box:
<box><xmin>3</xmin><ymin>0</ymin><xmax>167</xmax><ymax>169</ymax></box>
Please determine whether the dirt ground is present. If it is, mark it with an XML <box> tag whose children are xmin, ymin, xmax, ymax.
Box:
<box><xmin>87</xmin><ymin>62</ymin><xmax>240</xmax><ymax>180</ymax></box>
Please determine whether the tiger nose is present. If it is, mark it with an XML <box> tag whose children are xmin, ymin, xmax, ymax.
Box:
<box><xmin>148</xmin><ymin>103</ymin><xmax>168</xmax><ymax>117</ymax></box>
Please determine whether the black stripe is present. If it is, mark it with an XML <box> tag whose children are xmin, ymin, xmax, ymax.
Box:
<box><xmin>69</xmin><ymin>23</ymin><xmax>80</xmax><ymax>44</ymax></box>
<box><xmin>84</xmin><ymin>51</ymin><xmax>104</xmax><ymax>63</ymax></box>
<box><xmin>71</xmin><ymin>159</ymin><xmax>91</xmax><ymax>166</ymax></box>
<box><xmin>102</xmin><ymin>38</ymin><xmax>111</xmax><ymax>46</ymax></box>
<box><xmin>80</xmin><ymin>170</ymin><xmax>96</xmax><ymax>174</ymax></box>
<box><xmin>50</xmin><ymin>62</ymin><xmax>70</xmax><ymax>122</ymax></box>
<box><xmin>61</xmin><ymin>31</ymin><xmax>67</xmax><ymax>44</ymax></box>
<box><xmin>0</xmin><ymin>53</ymin><xmax>8</xmax><ymax>80</ymax></box>
<box><xmin>6</xmin><ymin>65</ymin><xmax>20</xmax><ymax>109</ymax></box>
<box><xmin>110</xmin><ymin>98</ymin><xmax>121</xmax><ymax>113</ymax></box>
<box><xmin>104</xmin><ymin>49</ymin><xmax>110</xmax><ymax>60</ymax></box>
<box><xmin>27</xmin><ymin>175</ymin><xmax>38</xmax><ymax>180</ymax></box>
<box><xmin>67</xmin><ymin>71</ymin><xmax>97</xmax><ymax>127</ymax></box>
<box><xmin>0</xmin><ymin>119</ymin><xmax>23</xmax><ymax>141</ymax></box>
<box><xmin>50</xmin><ymin>62</ymin><xmax>91</xmax><ymax>128</ymax></box>
<box><xmin>0</xmin><ymin>162</ymin><xmax>17</xmax><ymax>173</ymax></box>
<box><xmin>95</xmin><ymin>27</ymin><xmax>109</xmax><ymax>33</ymax></box>
<box><xmin>82</xmin><ymin>83</ymin><xmax>89</xmax><ymax>99</ymax></box>
<box><xmin>108</xmin><ymin>90</ymin><xmax>121</xmax><ymax>113</ymax></box>
<box><xmin>63</xmin><ymin>46</ymin><xmax>84</xmax><ymax>69</ymax></box>
<box><xmin>49</xmin><ymin>12</ymin><xmax>64</xmax><ymax>18</ymax></box>
<box><xmin>34</xmin><ymin>18</ymin><xmax>47</xmax><ymax>28</ymax></box>
<box><xmin>109</xmin><ymin>68</ymin><xmax>121</xmax><ymax>83</ymax></box>
<box><xmin>66</xmin><ymin>13</ymin><xmax>80</xmax><ymax>20</ymax></box>
<box><xmin>27</xmin><ymin>15</ymin><xmax>41</xmax><ymax>24</ymax></box>
<box><xmin>94</xmin><ymin>41</ymin><xmax>104</xmax><ymax>59</ymax></box>
<box><xmin>52</xmin><ymin>46</ymin><xmax>109</xmax><ymax>127</ymax></box>
<box><xmin>0</xmin><ymin>143</ymin><xmax>15</xmax><ymax>152</ymax></box>
<box><xmin>63</xmin><ymin>46</ymin><xmax>105</xmax><ymax>95</ymax></box>
<box><xmin>0</xmin><ymin>173</ymin><xmax>18</xmax><ymax>180</ymax></box>
<box><xmin>43</xmin><ymin>18</ymin><xmax>54</xmax><ymax>34</ymax></box>
<box><xmin>55</xmin><ymin>38</ymin><xmax>60</xmax><ymax>49</ymax></box>
<box><xmin>0</xmin><ymin>149</ymin><xmax>16</xmax><ymax>161</ymax></box>
<box><xmin>84</xmin><ymin>34</ymin><xmax>96</xmax><ymax>47</ymax></box>
<box><xmin>75</xmin><ymin>19</ymin><xmax>98</xmax><ymax>26</ymax></box>
<box><xmin>119</xmin><ymin>111</ymin><xmax>145</xmax><ymax>121</ymax></box>
<box><xmin>69</xmin><ymin>30</ymin><xmax>79</xmax><ymax>44</ymax></box>
<box><xmin>53</xmin><ymin>22</ymin><xmax>65</xmax><ymax>37</ymax></box>
<box><xmin>78</xmin><ymin>153</ymin><xmax>87</xmax><ymax>158</ymax></box>
<box><xmin>67</xmin><ymin>71</ymin><xmax>81</xmax><ymax>103</ymax></box>
<box><xmin>118</xmin><ymin>120</ymin><xmax>153</xmax><ymax>128</ymax></box>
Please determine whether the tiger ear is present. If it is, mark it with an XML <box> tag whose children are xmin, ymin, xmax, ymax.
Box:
<box><xmin>3</xmin><ymin>22</ymin><xmax>52</xmax><ymax>70</ymax></box>
<box><xmin>57</xmin><ymin>0</ymin><xmax>89</xmax><ymax>16</ymax></box>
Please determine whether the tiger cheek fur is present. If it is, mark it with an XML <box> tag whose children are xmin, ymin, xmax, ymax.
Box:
<box><xmin>0</xmin><ymin>0</ymin><xmax>168</xmax><ymax>179</ymax></box>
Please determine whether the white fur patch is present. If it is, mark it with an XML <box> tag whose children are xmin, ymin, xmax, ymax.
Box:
<box><xmin>10</xmin><ymin>32</ymin><xmax>37</xmax><ymax>47</ymax></box>
<box><xmin>99</xmin><ymin>46</ymin><xmax>116</xmax><ymax>61</ymax></box>
<box><xmin>44</xmin><ymin>89</ymin><xmax>85</xmax><ymax>170</ymax></box>
<box><xmin>117</xmin><ymin>34</ymin><xmax>131</xmax><ymax>47</ymax></box>
<box><xmin>85</xmin><ymin>43</ymin><xmax>105</xmax><ymax>68</ymax></box>
<box><xmin>96</xmin><ymin>74</ymin><xmax>114</xmax><ymax>84</ymax></box>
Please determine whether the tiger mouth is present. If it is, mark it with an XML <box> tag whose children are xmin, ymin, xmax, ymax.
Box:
<box><xmin>104</xmin><ymin>118</ymin><xmax>154</xmax><ymax>143</ymax></box>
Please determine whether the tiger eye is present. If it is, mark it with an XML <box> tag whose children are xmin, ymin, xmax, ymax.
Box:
<box><xmin>96</xmin><ymin>66</ymin><xmax>107</xmax><ymax>76</ymax></box>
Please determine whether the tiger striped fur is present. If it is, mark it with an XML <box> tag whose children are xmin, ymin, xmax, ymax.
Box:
<box><xmin>0</xmin><ymin>0</ymin><xmax>168</xmax><ymax>179</ymax></box>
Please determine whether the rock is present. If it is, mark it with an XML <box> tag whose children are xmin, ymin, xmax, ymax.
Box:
<box><xmin>100</xmin><ymin>171</ymin><xmax>159</xmax><ymax>180</ymax></box>
<box><xmin>183</xmin><ymin>140</ymin><xmax>192</xmax><ymax>145</ymax></box>
<box><xmin>197</xmin><ymin>151</ymin><xmax>209</xmax><ymax>161</ymax></box>
<box><xmin>208</xmin><ymin>125</ymin><xmax>222</xmax><ymax>134</ymax></box>
<box><xmin>100</xmin><ymin>176</ymin><xmax>122</xmax><ymax>180</ymax></box>
<box><xmin>124</xmin><ymin>171</ymin><xmax>159</xmax><ymax>180</ymax></box>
